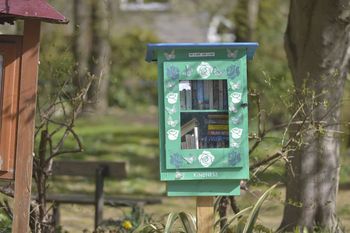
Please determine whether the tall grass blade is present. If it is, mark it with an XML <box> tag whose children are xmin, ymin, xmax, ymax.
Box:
<box><xmin>178</xmin><ymin>212</ymin><xmax>196</xmax><ymax>233</ymax></box>
<box><xmin>218</xmin><ymin>206</ymin><xmax>253</xmax><ymax>233</ymax></box>
<box><xmin>242</xmin><ymin>184</ymin><xmax>278</xmax><ymax>233</ymax></box>
<box><xmin>164</xmin><ymin>212</ymin><xmax>179</xmax><ymax>233</ymax></box>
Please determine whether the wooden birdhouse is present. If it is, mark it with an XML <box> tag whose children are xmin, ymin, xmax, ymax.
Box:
<box><xmin>0</xmin><ymin>0</ymin><xmax>67</xmax><ymax>231</ymax></box>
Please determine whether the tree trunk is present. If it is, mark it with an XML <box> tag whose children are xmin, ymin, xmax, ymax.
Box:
<box><xmin>85</xmin><ymin>0</ymin><xmax>111</xmax><ymax>114</ymax></box>
<box><xmin>247</xmin><ymin>0</ymin><xmax>260</xmax><ymax>40</ymax></box>
<box><xmin>280</xmin><ymin>1</ymin><xmax>350</xmax><ymax>232</ymax></box>
<box><xmin>73</xmin><ymin>0</ymin><xmax>91</xmax><ymax>91</ymax></box>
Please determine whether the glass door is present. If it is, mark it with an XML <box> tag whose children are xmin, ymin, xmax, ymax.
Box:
<box><xmin>163</xmin><ymin>60</ymin><xmax>247</xmax><ymax>170</ymax></box>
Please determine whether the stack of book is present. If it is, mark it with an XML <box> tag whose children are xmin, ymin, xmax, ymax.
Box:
<box><xmin>202</xmin><ymin>114</ymin><xmax>229</xmax><ymax>148</ymax></box>
<box><xmin>181</xmin><ymin>118</ymin><xmax>199</xmax><ymax>149</ymax></box>
<box><xmin>180</xmin><ymin>80</ymin><xmax>228</xmax><ymax>110</ymax></box>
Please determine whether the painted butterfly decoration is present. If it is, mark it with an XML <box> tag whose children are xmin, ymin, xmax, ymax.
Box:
<box><xmin>166</xmin><ymin>106</ymin><xmax>176</xmax><ymax>115</ymax></box>
<box><xmin>229</xmin><ymin>104</ymin><xmax>238</xmax><ymax>113</ymax></box>
<box><xmin>229</xmin><ymin>81</ymin><xmax>240</xmax><ymax>90</ymax></box>
<box><xmin>231</xmin><ymin>113</ymin><xmax>242</xmax><ymax>124</ymax></box>
<box><xmin>231</xmin><ymin>140</ymin><xmax>240</xmax><ymax>148</ymax></box>
<box><xmin>227</xmin><ymin>49</ymin><xmax>239</xmax><ymax>59</ymax></box>
<box><xmin>183</xmin><ymin>155</ymin><xmax>195</xmax><ymax>164</ymax></box>
<box><xmin>164</xmin><ymin>50</ymin><xmax>176</xmax><ymax>60</ymax></box>
<box><xmin>175</xmin><ymin>171</ymin><xmax>184</xmax><ymax>180</ymax></box>
<box><xmin>167</xmin><ymin>116</ymin><xmax>178</xmax><ymax>127</ymax></box>
<box><xmin>213</xmin><ymin>67</ymin><xmax>224</xmax><ymax>76</ymax></box>
<box><xmin>166</xmin><ymin>81</ymin><xmax>176</xmax><ymax>89</ymax></box>
<box><xmin>183</xmin><ymin>65</ymin><xmax>193</xmax><ymax>77</ymax></box>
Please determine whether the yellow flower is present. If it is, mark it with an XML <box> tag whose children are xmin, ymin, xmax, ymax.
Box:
<box><xmin>122</xmin><ymin>220</ymin><xmax>133</xmax><ymax>230</ymax></box>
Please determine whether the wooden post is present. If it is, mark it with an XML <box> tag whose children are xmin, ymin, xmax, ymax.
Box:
<box><xmin>196</xmin><ymin>196</ymin><xmax>214</xmax><ymax>233</ymax></box>
<box><xmin>95</xmin><ymin>166</ymin><xmax>106</xmax><ymax>229</ymax></box>
<box><xmin>12</xmin><ymin>19</ymin><xmax>41</xmax><ymax>233</ymax></box>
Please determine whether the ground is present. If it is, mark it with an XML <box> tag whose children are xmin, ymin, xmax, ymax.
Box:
<box><xmin>2</xmin><ymin>107</ymin><xmax>349</xmax><ymax>232</ymax></box>
<box><xmin>51</xmin><ymin>108</ymin><xmax>350</xmax><ymax>232</ymax></box>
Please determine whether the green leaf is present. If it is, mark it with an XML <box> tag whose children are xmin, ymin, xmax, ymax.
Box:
<box><xmin>178</xmin><ymin>212</ymin><xmax>197</xmax><ymax>233</ymax></box>
<box><xmin>164</xmin><ymin>212</ymin><xmax>179</xmax><ymax>233</ymax></box>
<box><xmin>218</xmin><ymin>206</ymin><xmax>253</xmax><ymax>233</ymax></box>
<box><xmin>163</xmin><ymin>212</ymin><xmax>196</xmax><ymax>233</ymax></box>
<box><xmin>242</xmin><ymin>184</ymin><xmax>278</xmax><ymax>233</ymax></box>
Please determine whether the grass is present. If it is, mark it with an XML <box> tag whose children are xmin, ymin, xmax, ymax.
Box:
<box><xmin>39</xmin><ymin>108</ymin><xmax>350</xmax><ymax>232</ymax></box>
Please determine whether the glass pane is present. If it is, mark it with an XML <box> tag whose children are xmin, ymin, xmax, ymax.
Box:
<box><xmin>179</xmin><ymin>80</ymin><xmax>228</xmax><ymax>110</ymax></box>
<box><xmin>180</xmin><ymin>112</ymin><xmax>229</xmax><ymax>149</ymax></box>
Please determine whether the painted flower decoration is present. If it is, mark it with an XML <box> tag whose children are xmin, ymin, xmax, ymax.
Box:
<box><xmin>231</xmin><ymin>128</ymin><xmax>243</xmax><ymax>139</ymax></box>
<box><xmin>167</xmin><ymin>129</ymin><xmax>179</xmax><ymax>141</ymax></box>
<box><xmin>197</xmin><ymin>62</ymin><xmax>213</xmax><ymax>79</ymax></box>
<box><xmin>167</xmin><ymin>65</ymin><xmax>180</xmax><ymax>80</ymax></box>
<box><xmin>226</xmin><ymin>65</ymin><xmax>240</xmax><ymax>79</ymax></box>
<box><xmin>166</xmin><ymin>93</ymin><xmax>178</xmax><ymax>104</ymax></box>
<box><xmin>171</xmin><ymin>153</ymin><xmax>183</xmax><ymax>168</ymax></box>
<box><xmin>230</xmin><ymin>92</ymin><xmax>242</xmax><ymax>104</ymax></box>
<box><xmin>228</xmin><ymin>151</ymin><xmax>241</xmax><ymax>166</ymax></box>
<box><xmin>198</xmin><ymin>151</ymin><xmax>215</xmax><ymax>167</ymax></box>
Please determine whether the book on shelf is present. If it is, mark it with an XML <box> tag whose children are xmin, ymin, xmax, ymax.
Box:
<box><xmin>179</xmin><ymin>80</ymin><xmax>228</xmax><ymax>111</ymax></box>
<box><xmin>208</xmin><ymin>124</ymin><xmax>229</xmax><ymax>131</ymax></box>
<box><xmin>205</xmin><ymin>135</ymin><xmax>229</xmax><ymax>142</ymax></box>
<box><xmin>185</xmin><ymin>89</ymin><xmax>192</xmax><ymax>109</ymax></box>
<box><xmin>207</xmin><ymin>114</ymin><xmax>228</xmax><ymax>119</ymax></box>
<box><xmin>206</xmin><ymin>118</ymin><xmax>228</xmax><ymax>124</ymax></box>
<box><xmin>201</xmin><ymin>135</ymin><xmax>229</xmax><ymax>148</ymax></box>
<box><xmin>223</xmin><ymin>81</ymin><xmax>228</xmax><ymax>109</ymax></box>
<box><xmin>196</xmin><ymin>80</ymin><xmax>204</xmax><ymax>110</ymax></box>
<box><xmin>209</xmin><ymin>80</ymin><xmax>214</xmax><ymax>109</ymax></box>
<box><xmin>181</xmin><ymin>118</ymin><xmax>199</xmax><ymax>137</ymax></box>
<box><xmin>181</xmin><ymin>128</ymin><xmax>199</xmax><ymax>149</ymax></box>
<box><xmin>218</xmin><ymin>80</ymin><xmax>224</xmax><ymax>109</ymax></box>
<box><xmin>181</xmin><ymin>118</ymin><xmax>199</xmax><ymax>150</ymax></box>
<box><xmin>191</xmin><ymin>81</ymin><xmax>198</xmax><ymax>109</ymax></box>
<box><xmin>207</xmin><ymin>130</ymin><xmax>229</xmax><ymax>136</ymax></box>
<box><xmin>213</xmin><ymin>81</ymin><xmax>219</xmax><ymax>109</ymax></box>
<box><xmin>203</xmin><ymin>80</ymin><xmax>211</xmax><ymax>109</ymax></box>
<box><xmin>180</xmin><ymin>90</ymin><xmax>186</xmax><ymax>109</ymax></box>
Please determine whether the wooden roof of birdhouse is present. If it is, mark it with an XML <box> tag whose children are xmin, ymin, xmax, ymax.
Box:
<box><xmin>0</xmin><ymin>0</ymin><xmax>68</xmax><ymax>24</ymax></box>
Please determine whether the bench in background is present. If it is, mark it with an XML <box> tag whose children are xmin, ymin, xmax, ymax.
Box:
<box><xmin>35</xmin><ymin>160</ymin><xmax>162</xmax><ymax>229</ymax></box>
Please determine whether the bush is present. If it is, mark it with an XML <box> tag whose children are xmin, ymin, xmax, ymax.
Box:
<box><xmin>109</xmin><ymin>28</ymin><xmax>159</xmax><ymax>108</ymax></box>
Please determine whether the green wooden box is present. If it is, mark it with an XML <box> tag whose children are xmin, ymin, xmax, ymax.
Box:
<box><xmin>145</xmin><ymin>43</ymin><xmax>258</xmax><ymax>196</ymax></box>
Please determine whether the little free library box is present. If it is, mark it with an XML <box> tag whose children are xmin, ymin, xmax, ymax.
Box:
<box><xmin>146</xmin><ymin>43</ymin><xmax>258</xmax><ymax>196</ymax></box>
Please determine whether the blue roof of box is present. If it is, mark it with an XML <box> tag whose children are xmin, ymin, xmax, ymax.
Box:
<box><xmin>145</xmin><ymin>42</ymin><xmax>258</xmax><ymax>62</ymax></box>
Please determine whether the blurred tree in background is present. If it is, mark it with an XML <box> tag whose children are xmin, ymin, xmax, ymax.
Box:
<box><xmin>109</xmin><ymin>29</ymin><xmax>159</xmax><ymax>108</ymax></box>
<box><xmin>230</xmin><ymin>0</ymin><xmax>292</xmax><ymax>125</ymax></box>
